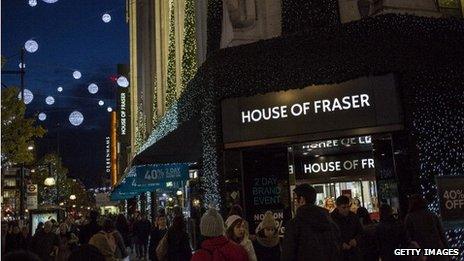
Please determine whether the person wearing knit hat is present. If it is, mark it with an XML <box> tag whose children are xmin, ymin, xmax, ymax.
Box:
<box><xmin>253</xmin><ymin>211</ymin><xmax>281</xmax><ymax>261</ymax></box>
<box><xmin>225</xmin><ymin>215</ymin><xmax>257</xmax><ymax>261</ymax></box>
<box><xmin>191</xmin><ymin>209</ymin><xmax>248</xmax><ymax>261</ymax></box>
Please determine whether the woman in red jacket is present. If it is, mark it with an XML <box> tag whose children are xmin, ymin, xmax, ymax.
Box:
<box><xmin>191</xmin><ymin>208</ymin><xmax>248</xmax><ymax>261</ymax></box>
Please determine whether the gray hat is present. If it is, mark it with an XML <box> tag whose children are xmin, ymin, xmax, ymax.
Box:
<box><xmin>200</xmin><ymin>208</ymin><xmax>225</xmax><ymax>237</ymax></box>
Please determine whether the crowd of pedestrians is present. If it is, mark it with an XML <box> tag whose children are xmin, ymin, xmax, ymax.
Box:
<box><xmin>1</xmin><ymin>183</ymin><xmax>452</xmax><ymax>261</ymax></box>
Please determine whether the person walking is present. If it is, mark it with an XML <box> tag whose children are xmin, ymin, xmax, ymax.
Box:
<box><xmin>89</xmin><ymin>219</ymin><xmax>127</xmax><ymax>261</ymax></box>
<box><xmin>165</xmin><ymin>216</ymin><xmax>192</xmax><ymax>261</ymax></box>
<box><xmin>56</xmin><ymin>223</ymin><xmax>79</xmax><ymax>261</ymax></box>
<box><xmin>331</xmin><ymin>195</ymin><xmax>363</xmax><ymax>261</ymax></box>
<box><xmin>191</xmin><ymin>208</ymin><xmax>248</xmax><ymax>261</ymax></box>
<box><xmin>149</xmin><ymin>215</ymin><xmax>168</xmax><ymax>261</ymax></box>
<box><xmin>376</xmin><ymin>204</ymin><xmax>409</xmax><ymax>261</ymax></box>
<box><xmin>281</xmin><ymin>184</ymin><xmax>341</xmax><ymax>261</ymax></box>
<box><xmin>133</xmin><ymin>213</ymin><xmax>151</xmax><ymax>259</ymax></box>
<box><xmin>30</xmin><ymin>221</ymin><xmax>59</xmax><ymax>261</ymax></box>
<box><xmin>356</xmin><ymin>207</ymin><xmax>378</xmax><ymax>261</ymax></box>
<box><xmin>253</xmin><ymin>211</ymin><xmax>281</xmax><ymax>261</ymax></box>
<box><xmin>405</xmin><ymin>195</ymin><xmax>449</xmax><ymax>261</ymax></box>
<box><xmin>5</xmin><ymin>224</ymin><xmax>26</xmax><ymax>253</ymax></box>
<box><xmin>115</xmin><ymin>214</ymin><xmax>131</xmax><ymax>254</ymax></box>
<box><xmin>80</xmin><ymin>210</ymin><xmax>102</xmax><ymax>244</ymax></box>
<box><xmin>225</xmin><ymin>214</ymin><xmax>257</xmax><ymax>261</ymax></box>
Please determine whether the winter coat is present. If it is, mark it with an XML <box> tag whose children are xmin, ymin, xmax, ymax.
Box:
<box><xmin>238</xmin><ymin>237</ymin><xmax>257</xmax><ymax>261</ymax></box>
<box><xmin>358</xmin><ymin>223</ymin><xmax>378</xmax><ymax>261</ymax></box>
<box><xmin>191</xmin><ymin>235</ymin><xmax>249</xmax><ymax>261</ymax></box>
<box><xmin>376</xmin><ymin>217</ymin><xmax>409</xmax><ymax>261</ymax></box>
<box><xmin>89</xmin><ymin>231</ymin><xmax>118</xmax><ymax>261</ymax></box>
<box><xmin>30</xmin><ymin>230</ymin><xmax>59</xmax><ymax>261</ymax></box>
<box><xmin>166</xmin><ymin>230</ymin><xmax>192</xmax><ymax>261</ymax></box>
<box><xmin>112</xmin><ymin>230</ymin><xmax>128</xmax><ymax>259</ymax></box>
<box><xmin>253</xmin><ymin>236</ymin><xmax>281</xmax><ymax>261</ymax></box>
<box><xmin>5</xmin><ymin>232</ymin><xmax>26</xmax><ymax>253</ymax></box>
<box><xmin>134</xmin><ymin>219</ymin><xmax>151</xmax><ymax>243</ymax></box>
<box><xmin>331</xmin><ymin>209</ymin><xmax>363</xmax><ymax>261</ymax></box>
<box><xmin>281</xmin><ymin>204</ymin><xmax>341</xmax><ymax>261</ymax></box>
<box><xmin>79</xmin><ymin>220</ymin><xmax>101</xmax><ymax>244</ymax></box>
<box><xmin>149</xmin><ymin>227</ymin><xmax>167</xmax><ymax>261</ymax></box>
<box><xmin>56</xmin><ymin>232</ymin><xmax>79</xmax><ymax>261</ymax></box>
<box><xmin>116</xmin><ymin>222</ymin><xmax>131</xmax><ymax>248</ymax></box>
<box><xmin>405</xmin><ymin>210</ymin><xmax>449</xmax><ymax>261</ymax></box>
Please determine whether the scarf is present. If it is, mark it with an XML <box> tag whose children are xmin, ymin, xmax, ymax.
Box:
<box><xmin>256</xmin><ymin>234</ymin><xmax>280</xmax><ymax>248</ymax></box>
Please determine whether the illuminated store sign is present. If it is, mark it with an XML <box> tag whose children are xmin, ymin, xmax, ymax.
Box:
<box><xmin>221</xmin><ymin>74</ymin><xmax>402</xmax><ymax>144</ymax></box>
<box><xmin>105</xmin><ymin>136</ymin><xmax>111</xmax><ymax>174</ymax></box>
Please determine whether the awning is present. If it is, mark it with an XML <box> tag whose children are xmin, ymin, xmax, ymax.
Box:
<box><xmin>132</xmin><ymin>119</ymin><xmax>202</xmax><ymax>166</ymax></box>
<box><xmin>110</xmin><ymin>163</ymin><xmax>191</xmax><ymax>201</ymax></box>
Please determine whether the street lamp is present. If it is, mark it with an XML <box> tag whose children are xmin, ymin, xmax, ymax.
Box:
<box><xmin>27</xmin><ymin>145</ymin><xmax>34</xmax><ymax>151</ymax></box>
<box><xmin>69</xmin><ymin>194</ymin><xmax>76</xmax><ymax>200</ymax></box>
<box><xmin>44</xmin><ymin>177</ymin><xmax>56</xmax><ymax>186</ymax></box>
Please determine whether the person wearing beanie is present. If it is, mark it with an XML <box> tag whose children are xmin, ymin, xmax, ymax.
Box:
<box><xmin>281</xmin><ymin>183</ymin><xmax>341</xmax><ymax>261</ymax></box>
<box><xmin>225</xmin><ymin>215</ymin><xmax>257</xmax><ymax>261</ymax></box>
<box><xmin>253</xmin><ymin>211</ymin><xmax>281</xmax><ymax>261</ymax></box>
<box><xmin>191</xmin><ymin>208</ymin><xmax>248</xmax><ymax>261</ymax></box>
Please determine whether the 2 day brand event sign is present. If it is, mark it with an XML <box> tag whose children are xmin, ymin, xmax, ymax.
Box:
<box><xmin>221</xmin><ymin>74</ymin><xmax>402</xmax><ymax>144</ymax></box>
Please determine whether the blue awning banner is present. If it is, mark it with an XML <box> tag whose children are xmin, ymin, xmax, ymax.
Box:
<box><xmin>110</xmin><ymin>163</ymin><xmax>190</xmax><ymax>201</ymax></box>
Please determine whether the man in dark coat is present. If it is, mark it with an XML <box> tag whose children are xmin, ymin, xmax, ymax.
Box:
<box><xmin>281</xmin><ymin>184</ymin><xmax>341</xmax><ymax>261</ymax></box>
<box><xmin>133</xmin><ymin>213</ymin><xmax>151</xmax><ymax>259</ymax></box>
<box><xmin>30</xmin><ymin>221</ymin><xmax>59</xmax><ymax>261</ymax></box>
<box><xmin>79</xmin><ymin>210</ymin><xmax>101</xmax><ymax>244</ymax></box>
<box><xmin>331</xmin><ymin>195</ymin><xmax>363</xmax><ymax>261</ymax></box>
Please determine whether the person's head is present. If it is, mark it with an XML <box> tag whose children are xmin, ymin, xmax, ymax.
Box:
<box><xmin>59</xmin><ymin>223</ymin><xmax>69</xmax><ymax>234</ymax></box>
<box><xmin>408</xmin><ymin>194</ymin><xmax>427</xmax><ymax>213</ymax></box>
<box><xmin>89</xmin><ymin>210</ymin><xmax>99</xmax><ymax>221</ymax></box>
<box><xmin>379</xmin><ymin>204</ymin><xmax>394</xmax><ymax>222</ymax></box>
<box><xmin>3</xmin><ymin>250</ymin><xmax>41</xmax><ymax>261</ymax></box>
<box><xmin>12</xmin><ymin>225</ymin><xmax>20</xmax><ymax>234</ymax></box>
<box><xmin>335</xmin><ymin>195</ymin><xmax>351</xmax><ymax>216</ymax></box>
<box><xmin>157</xmin><ymin>215</ymin><xmax>167</xmax><ymax>228</ymax></box>
<box><xmin>293</xmin><ymin>184</ymin><xmax>317</xmax><ymax>209</ymax></box>
<box><xmin>200</xmin><ymin>208</ymin><xmax>225</xmax><ymax>238</ymax></box>
<box><xmin>43</xmin><ymin>221</ymin><xmax>53</xmax><ymax>233</ymax></box>
<box><xmin>256</xmin><ymin>211</ymin><xmax>278</xmax><ymax>239</ymax></box>
<box><xmin>228</xmin><ymin>204</ymin><xmax>243</xmax><ymax>217</ymax></box>
<box><xmin>356</xmin><ymin>207</ymin><xmax>372</xmax><ymax>225</ymax></box>
<box><xmin>102</xmin><ymin>219</ymin><xmax>115</xmax><ymax>233</ymax></box>
<box><xmin>68</xmin><ymin>244</ymin><xmax>105</xmax><ymax>261</ymax></box>
<box><xmin>325</xmin><ymin>197</ymin><xmax>335</xmax><ymax>208</ymax></box>
<box><xmin>116</xmin><ymin>214</ymin><xmax>127</xmax><ymax>226</ymax></box>
<box><xmin>171</xmin><ymin>216</ymin><xmax>185</xmax><ymax>233</ymax></box>
<box><xmin>225</xmin><ymin>215</ymin><xmax>246</xmax><ymax>242</ymax></box>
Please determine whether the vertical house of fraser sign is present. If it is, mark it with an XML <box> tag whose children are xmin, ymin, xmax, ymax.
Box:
<box><xmin>221</xmin><ymin>74</ymin><xmax>403</xmax><ymax>146</ymax></box>
<box><xmin>116</xmin><ymin>67</ymin><xmax>131</xmax><ymax>180</ymax></box>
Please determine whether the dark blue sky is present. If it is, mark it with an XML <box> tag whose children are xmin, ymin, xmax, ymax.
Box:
<box><xmin>2</xmin><ymin>0</ymin><xmax>129</xmax><ymax>187</ymax></box>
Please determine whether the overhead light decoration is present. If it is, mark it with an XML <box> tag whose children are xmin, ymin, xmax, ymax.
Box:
<box><xmin>38</xmin><ymin>112</ymin><xmax>47</xmax><ymax>121</ymax></box>
<box><xmin>88</xmin><ymin>83</ymin><xmax>98</xmax><ymax>94</ymax></box>
<box><xmin>57</xmin><ymin>86</ymin><xmax>63</xmax><ymax>92</ymax></box>
<box><xmin>45</xmin><ymin>96</ymin><xmax>55</xmax><ymax>105</ymax></box>
<box><xmin>102</xmin><ymin>13</ymin><xmax>111</xmax><ymax>23</ymax></box>
<box><xmin>18</xmin><ymin>89</ymin><xmax>34</xmax><ymax>104</ymax></box>
<box><xmin>24</xmin><ymin>40</ymin><xmax>39</xmax><ymax>53</ymax></box>
<box><xmin>107</xmin><ymin>107</ymin><xmax>112</xmax><ymax>112</ymax></box>
<box><xmin>98</xmin><ymin>100</ymin><xmax>104</xmax><ymax>106</ymax></box>
<box><xmin>28</xmin><ymin>0</ymin><xmax>37</xmax><ymax>7</ymax></box>
<box><xmin>73</xmin><ymin>70</ymin><xmax>82</xmax><ymax>79</ymax></box>
<box><xmin>42</xmin><ymin>0</ymin><xmax>58</xmax><ymax>3</ymax></box>
<box><xmin>117</xmin><ymin>76</ymin><xmax>129</xmax><ymax>87</ymax></box>
<box><xmin>69</xmin><ymin>111</ymin><xmax>84</xmax><ymax>126</ymax></box>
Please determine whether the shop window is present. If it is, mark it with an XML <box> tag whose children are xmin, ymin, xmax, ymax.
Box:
<box><xmin>3</xmin><ymin>178</ymin><xmax>16</xmax><ymax>187</ymax></box>
<box><xmin>3</xmin><ymin>190</ymin><xmax>16</xmax><ymax>198</ymax></box>
<box><xmin>437</xmin><ymin>0</ymin><xmax>463</xmax><ymax>17</ymax></box>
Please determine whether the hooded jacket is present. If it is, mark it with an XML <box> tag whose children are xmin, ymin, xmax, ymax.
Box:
<box><xmin>191</xmin><ymin>235</ymin><xmax>248</xmax><ymax>261</ymax></box>
<box><xmin>281</xmin><ymin>204</ymin><xmax>341</xmax><ymax>261</ymax></box>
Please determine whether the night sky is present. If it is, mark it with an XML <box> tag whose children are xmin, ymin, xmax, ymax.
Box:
<box><xmin>1</xmin><ymin>0</ymin><xmax>129</xmax><ymax>188</ymax></box>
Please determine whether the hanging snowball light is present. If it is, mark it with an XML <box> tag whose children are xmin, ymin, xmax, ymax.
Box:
<box><xmin>45</xmin><ymin>96</ymin><xmax>55</xmax><ymax>105</ymax></box>
<box><xmin>107</xmin><ymin>107</ymin><xmax>113</xmax><ymax>112</ymax></box>
<box><xmin>102</xmin><ymin>13</ymin><xmax>111</xmax><ymax>23</ymax></box>
<box><xmin>19</xmin><ymin>63</ymin><xmax>26</xmax><ymax>69</ymax></box>
<box><xmin>42</xmin><ymin>0</ymin><xmax>58</xmax><ymax>3</ymax></box>
<box><xmin>98</xmin><ymin>100</ymin><xmax>104</xmax><ymax>106</ymax></box>
<box><xmin>117</xmin><ymin>76</ymin><xmax>129</xmax><ymax>87</ymax></box>
<box><xmin>24</xmin><ymin>40</ymin><xmax>38</xmax><ymax>53</ymax></box>
<box><xmin>69</xmin><ymin>111</ymin><xmax>84</xmax><ymax>126</ymax></box>
<box><xmin>57</xmin><ymin>86</ymin><xmax>63</xmax><ymax>92</ymax></box>
<box><xmin>17</xmin><ymin>89</ymin><xmax>34</xmax><ymax>104</ymax></box>
<box><xmin>72</xmin><ymin>70</ymin><xmax>82</xmax><ymax>79</ymax></box>
<box><xmin>29</xmin><ymin>0</ymin><xmax>37</xmax><ymax>7</ymax></box>
<box><xmin>38</xmin><ymin>113</ymin><xmax>47</xmax><ymax>121</ymax></box>
<box><xmin>88</xmin><ymin>83</ymin><xmax>98</xmax><ymax>94</ymax></box>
